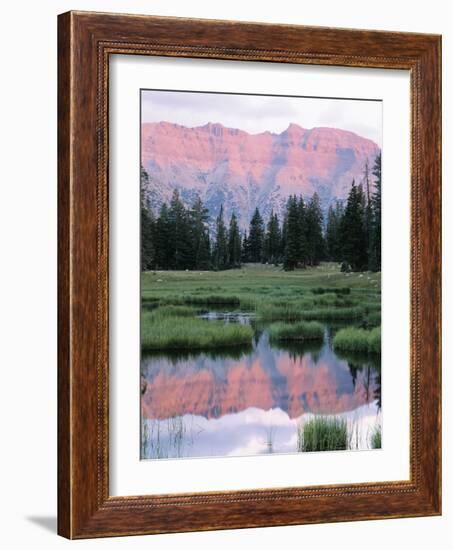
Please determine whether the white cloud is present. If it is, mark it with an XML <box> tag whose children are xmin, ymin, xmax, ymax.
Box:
<box><xmin>141</xmin><ymin>89</ymin><xmax>382</xmax><ymax>147</ymax></box>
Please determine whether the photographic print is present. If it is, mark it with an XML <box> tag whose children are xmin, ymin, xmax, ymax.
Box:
<box><xmin>140</xmin><ymin>89</ymin><xmax>382</xmax><ymax>460</ymax></box>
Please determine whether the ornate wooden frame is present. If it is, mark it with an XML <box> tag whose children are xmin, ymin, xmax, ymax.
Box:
<box><xmin>58</xmin><ymin>11</ymin><xmax>441</xmax><ymax>539</ymax></box>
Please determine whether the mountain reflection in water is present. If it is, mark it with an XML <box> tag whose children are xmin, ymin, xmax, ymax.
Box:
<box><xmin>141</xmin><ymin>313</ymin><xmax>381</xmax><ymax>459</ymax></box>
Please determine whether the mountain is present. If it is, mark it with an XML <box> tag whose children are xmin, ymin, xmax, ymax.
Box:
<box><xmin>141</xmin><ymin>121</ymin><xmax>380</xmax><ymax>229</ymax></box>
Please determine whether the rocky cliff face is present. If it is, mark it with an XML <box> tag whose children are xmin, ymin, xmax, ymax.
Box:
<box><xmin>141</xmin><ymin>121</ymin><xmax>380</xmax><ymax>229</ymax></box>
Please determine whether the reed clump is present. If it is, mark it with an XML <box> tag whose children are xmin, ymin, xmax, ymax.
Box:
<box><xmin>333</xmin><ymin>326</ymin><xmax>381</xmax><ymax>354</ymax></box>
<box><xmin>371</xmin><ymin>424</ymin><xmax>382</xmax><ymax>449</ymax></box>
<box><xmin>141</xmin><ymin>313</ymin><xmax>253</xmax><ymax>351</ymax></box>
<box><xmin>268</xmin><ymin>321</ymin><xmax>324</xmax><ymax>342</ymax></box>
<box><xmin>298</xmin><ymin>416</ymin><xmax>348</xmax><ymax>452</ymax></box>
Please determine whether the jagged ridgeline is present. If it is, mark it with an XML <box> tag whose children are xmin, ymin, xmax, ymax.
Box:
<box><xmin>141</xmin><ymin>152</ymin><xmax>381</xmax><ymax>272</ymax></box>
<box><xmin>141</xmin><ymin>121</ymin><xmax>381</xmax><ymax>232</ymax></box>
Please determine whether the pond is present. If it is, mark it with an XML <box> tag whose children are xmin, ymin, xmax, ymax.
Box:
<box><xmin>140</xmin><ymin>312</ymin><xmax>381</xmax><ymax>459</ymax></box>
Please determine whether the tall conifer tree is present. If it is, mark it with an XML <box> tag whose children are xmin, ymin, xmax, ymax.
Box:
<box><xmin>241</xmin><ymin>231</ymin><xmax>250</xmax><ymax>263</ymax></box>
<box><xmin>140</xmin><ymin>167</ymin><xmax>155</xmax><ymax>270</ymax></box>
<box><xmin>248</xmin><ymin>207</ymin><xmax>265</xmax><ymax>262</ymax></box>
<box><xmin>305</xmin><ymin>193</ymin><xmax>325</xmax><ymax>266</ymax></box>
<box><xmin>283</xmin><ymin>196</ymin><xmax>300</xmax><ymax>270</ymax></box>
<box><xmin>363</xmin><ymin>160</ymin><xmax>374</xmax><ymax>270</ymax></box>
<box><xmin>264</xmin><ymin>211</ymin><xmax>281</xmax><ymax>264</ymax></box>
<box><xmin>297</xmin><ymin>196</ymin><xmax>308</xmax><ymax>266</ymax></box>
<box><xmin>228</xmin><ymin>212</ymin><xmax>242</xmax><ymax>268</ymax></box>
<box><xmin>154</xmin><ymin>203</ymin><xmax>171</xmax><ymax>269</ymax></box>
<box><xmin>370</xmin><ymin>152</ymin><xmax>382</xmax><ymax>271</ymax></box>
<box><xmin>340</xmin><ymin>181</ymin><xmax>368</xmax><ymax>271</ymax></box>
<box><xmin>326</xmin><ymin>201</ymin><xmax>344</xmax><ymax>261</ymax></box>
<box><xmin>168</xmin><ymin>189</ymin><xmax>194</xmax><ymax>269</ymax></box>
<box><xmin>190</xmin><ymin>195</ymin><xmax>210</xmax><ymax>270</ymax></box>
<box><xmin>212</xmin><ymin>205</ymin><xmax>228</xmax><ymax>270</ymax></box>
<box><xmin>326</xmin><ymin>205</ymin><xmax>337</xmax><ymax>262</ymax></box>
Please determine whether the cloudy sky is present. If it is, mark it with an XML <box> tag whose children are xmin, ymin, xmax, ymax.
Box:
<box><xmin>141</xmin><ymin>89</ymin><xmax>382</xmax><ymax>147</ymax></box>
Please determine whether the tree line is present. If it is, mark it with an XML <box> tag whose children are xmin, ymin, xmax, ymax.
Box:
<box><xmin>141</xmin><ymin>153</ymin><xmax>381</xmax><ymax>272</ymax></box>
<box><xmin>325</xmin><ymin>153</ymin><xmax>381</xmax><ymax>272</ymax></box>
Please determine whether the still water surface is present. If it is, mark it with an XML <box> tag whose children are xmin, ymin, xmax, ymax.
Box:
<box><xmin>141</xmin><ymin>312</ymin><xmax>381</xmax><ymax>459</ymax></box>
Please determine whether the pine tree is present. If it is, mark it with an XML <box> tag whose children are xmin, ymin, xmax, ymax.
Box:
<box><xmin>334</xmin><ymin>201</ymin><xmax>345</xmax><ymax>258</ymax></box>
<box><xmin>197</xmin><ymin>231</ymin><xmax>211</xmax><ymax>271</ymax></box>
<box><xmin>140</xmin><ymin>167</ymin><xmax>155</xmax><ymax>270</ymax></box>
<box><xmin>280</xmin><ymin>217</ymin><xmax>287</xmax><ymax>263</ymax></box>
<box><xmin>141</xmin><ymin>202</ymin><xmax>155</xmax><ymax>271</ymax></box>
<box><xmin>212</xmin><ymin>205</ymin><xmax>228</xmax><ymax>270</ymax></box>
<box><xmin>297</xmin><ymin>196</ymin><xmax>308</xmax><ymax>266</ymax></box>
<box><xmin>228</xmin><ymin>212</ymin><xmax>242</xmax><ymax>268</ymax></box>
<box><xmin>154</xmin><ymin>203</ymin><xmax>171</xmax><ymax>269</ymax></box>
<box><xmin>248</xmin><ymin>207</ymin><xmax>265</xmax><ymax>263</ymax></box>
<box><xmin>326</xmin><ymin>201</ymin><xmax>344</xmax><ymax>261</ymax></box>
<box><xmin>369</xmin><ymin>152</ymin><xmax>382</xmax><ymax>271</ymax></box>
<box><xmin>340</xmin><ymin>181</ymin><xmax>368</xmax><ymax>271</ymax></box>
<box><xmin>363</xmin><ymin>159</ymin><xmax>374</xmax><ymax>270</ymax></box>
<box><xmin>326</xmin><ymin>205</ymin><xmax>337</xmax><ymax>261</ymax></box>
<box><xmin>283</xmin><ymin>196</ymin><xmax>300</xmax><ymax>270</ymax></box>
<box><xmin>305</xmin><ymin>193</ymin><xmax>325</xmax><ymax>266</ymax></box>
<box><xmin>190</xmin><ymin>195</ymin><xmax>210</xmax><ymax>270</ymax></box>
<box><xmin>241</xmin><ymin>231</ymin><xmax>250</xmax><ymax>263</ymax></box>
<box><xmin>168</xmin><ymin>189</ymin><xmax>194</xmax><ymax>270</ymax></box>
<box><xmin>264</xmin><ymin>211</ymin><xmax>281</xmax><ymax>264</ymax></box>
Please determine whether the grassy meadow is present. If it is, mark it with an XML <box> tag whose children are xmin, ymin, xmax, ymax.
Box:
<box><xmin>141</xmin><ymin>262</ymin><xmax>381</xmax><ymax>351</ymax></box>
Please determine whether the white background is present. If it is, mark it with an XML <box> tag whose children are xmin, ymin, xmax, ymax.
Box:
<box><xmin>0</xmin><ymin>0</ymin><xmax>449</xmax><ymax>548</ymax></box>
<box><xmin>110</xmin><ymin>56</ymin><xmax>409</xmax><ymax>495</ymax></box>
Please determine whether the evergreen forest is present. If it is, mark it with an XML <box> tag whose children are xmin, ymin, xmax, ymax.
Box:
<box><xmin>141</xmin><ymin>154</ymin><xmax>381</xmax><ymax>273</ymax></box>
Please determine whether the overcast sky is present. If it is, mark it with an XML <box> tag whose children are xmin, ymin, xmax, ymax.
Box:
<box><xmin>141</xmin><ymin>89</ymin><xmax>382</xmax><ymax>147</ymax></box>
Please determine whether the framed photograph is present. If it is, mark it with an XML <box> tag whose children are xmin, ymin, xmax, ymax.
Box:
<box><xmin>58</xmin><ymin>11</ymin><xmax>441</xmax><ymax>539</ymax></box>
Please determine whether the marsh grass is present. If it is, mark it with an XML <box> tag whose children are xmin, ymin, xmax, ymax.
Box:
<box><xmin>312</xmin><ymin>293</ymin><xmax>354</xmax><ymax>307</ymax></box>
<box><xmin>142</xmin><ymin>416</ymin><xmax>190</xmax><ymax>459</ymax></box>
<box><xmin>333</xmin><ymin>326</ymin><xmax>381</xmax><ymax>354</ymax></box>
<box><xmin>265</xmin><ymin>426</ymin><xmax>275</xmax><ymax>454</ymax></box>
<box><xmin>371</xmin><ymin>424</ymin><xmax>382</xmax><ymax>449</ymax></box>
<box><xmin>142</xmin><ymin>264</ymin><xmax>381</xmax><ymax>300</ymax></box>
<box><xmin>257</xmin><ymin>300</ymin><xmax>313</xmax><ymax>321</ymax></box>
<box><xmin>183</xmin><ymin>294</ymin><xmax>241</xmax><ymax>306</ymax></box>
<box><xmin>268</xmin><ymin>321</ymin><xmax>324</xmax><ymax>342</ymax></box>
<box><xmin>366</xmin><ymin>311</ymin><xmax>381</xmax><ymax>327</ymax></box>
<box><xmin>144</xmin><ymin>305</ymin><xmax>197</xmax><ymax>318</ymax></box>
<box><xmin>300</xmin><ymin>306</ymin><xmax>364</xmax><ymax>321</ymax></box>
<box><xmin>257</xmin><ymin>302</ymin><xmax>364</xmax><ymax>322</ymax></box>
<box><xmin>298</xmin><ymin>416</ymin><xmax>348</xmax><ymax>452</ymax></box>
<box><xmin>141</xmin><ymin>296</ymin><xmax>160</xmax><ymax>307</ymax></box>
<box><xmin>141</xmin><ymin>264</ymin><xmax>381</xmax><ymax>352</ymax></box>
<box><xmin>312</xmin><ymin>286</ymin><xmax>351</xmax><ymax>295</ymax></box>
<box><xmin>363</xmin><ymin>301</ymin><xmax>382</xmax><ymax>313</ymax></box>
<box><xmin>367</xmin><ymin>327</ymin><xmax>381</xmax><ymax>354</ymax></box>
<box><xmin>141</xmin><ymin>314</ymin><xmax>253</xmax><ymax>351</ymax></box>
<box><xmin>150</xmin><ymin>294</ymin><xmax>240</xmax><ymax>307</ymax></box>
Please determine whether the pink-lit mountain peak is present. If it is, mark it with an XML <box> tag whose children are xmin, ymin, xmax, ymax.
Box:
<box><xmin>141</xmin><ymin>120</ymin><xmax>380</xmax><ymax>229</ymax></box>
<box><xmin>147</xmin><ymin>120</ymin><xmax>372</xmax><ymax>141</ymax></box>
